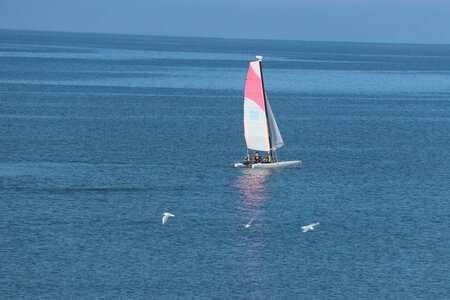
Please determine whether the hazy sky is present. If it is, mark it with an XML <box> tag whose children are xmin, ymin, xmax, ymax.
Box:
<box><xmin>1</xmin><ymin>0</ymin><xmax>449</xmax><ymax>44</ymax></box>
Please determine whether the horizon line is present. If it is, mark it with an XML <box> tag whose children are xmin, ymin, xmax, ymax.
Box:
<box><xmin>1</xmin><ymin>27</ymin><xmax>449</xmax><ymax>47</ymax></box>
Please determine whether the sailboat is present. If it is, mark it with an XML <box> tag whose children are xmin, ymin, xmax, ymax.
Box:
<box><xmin>232</xmin><ymin>56</ymin><xmax>302</xmax><ymax>169</ymax></box>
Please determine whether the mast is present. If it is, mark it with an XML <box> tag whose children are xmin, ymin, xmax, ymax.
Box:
<box><xmin>257</xmin><ymin>56</ymin><xmax>273</xmax><ymax>152</ymax></box>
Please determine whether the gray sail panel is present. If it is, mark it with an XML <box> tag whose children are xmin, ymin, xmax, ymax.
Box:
<box><xmin>265</xmin><ymin>94</ymin><xmax>284</xmax><ymax>150</ymax></box>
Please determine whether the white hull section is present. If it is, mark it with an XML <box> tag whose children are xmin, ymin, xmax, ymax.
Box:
<box><xmin>232</xmin><ymin>161</ymin><xmax>301</xmax><ymax>169</ymax></box>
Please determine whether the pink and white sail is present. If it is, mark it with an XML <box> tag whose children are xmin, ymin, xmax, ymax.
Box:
<box><xmin>243</xmin><ymin>57</ymin><xmax>284</xmax><ymax>151</ymax></box>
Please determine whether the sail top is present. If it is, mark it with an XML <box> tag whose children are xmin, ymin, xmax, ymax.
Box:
<box><xmin>244</xmin><ymin>61</ymin><xmax>265</xmax><ymax>112</ymax></box>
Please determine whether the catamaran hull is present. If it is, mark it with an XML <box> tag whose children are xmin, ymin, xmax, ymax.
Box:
<box><xmin>232</xmin><ymin>161</ymin><xmax>301</xmax><ymax>169</ymax></box>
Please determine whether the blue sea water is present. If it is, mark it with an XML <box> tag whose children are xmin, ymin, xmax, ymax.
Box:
<box><xmin>0</xmin><ymin>29</ymin><xmax>449</xmax><ymax>299</ymax></box>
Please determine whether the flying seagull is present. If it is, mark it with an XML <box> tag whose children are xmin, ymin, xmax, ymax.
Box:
<box><xmin>162</xmin><ymin>213</ymin><xmax>175</xmax><ymax>225</ymax></box>
<box><xmin>301</xmin><ymin>222</ymin><xmax>319</xmax><ymax>232</ymax></box>
<box><xmin>245</xmin><ymin>218</ymin><xmax>255</xmax><ymax>228</ymax></box>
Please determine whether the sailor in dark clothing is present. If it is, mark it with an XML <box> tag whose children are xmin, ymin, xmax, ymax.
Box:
<box><xmin>264</xmin><ymin>152</ymin><xmax>272</xmax><ymax>163</ymax></box>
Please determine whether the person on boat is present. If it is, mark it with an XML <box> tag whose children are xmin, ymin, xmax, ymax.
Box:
<box><xmin>264</xmin><ymin>152</ymin><xmax>272</xmax><ymax>163</ymax></box>
<box><xmin>243</xmin><ymin>153</ymin><xmax>252</xmax><ymax>165</ymax></box>
<box><xmin>253</xmin><ymin>152</ymin><xmax>262</xmax><ymax>163</ymax></box>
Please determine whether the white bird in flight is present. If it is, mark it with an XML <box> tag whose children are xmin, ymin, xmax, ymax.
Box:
<box><xmin>301</xmin><ymin>222</ymin><xmax>319</xmax><ymax>232</ymax></box>
<box><xmin>162</xmin><ymin>213</ymin><xmax>175</xmax><ymax>225</ymax></box>
<box><xmin>245</xmin><ymin>218</ymin><xmax>255</xmax><ymax>228</ymax></box>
